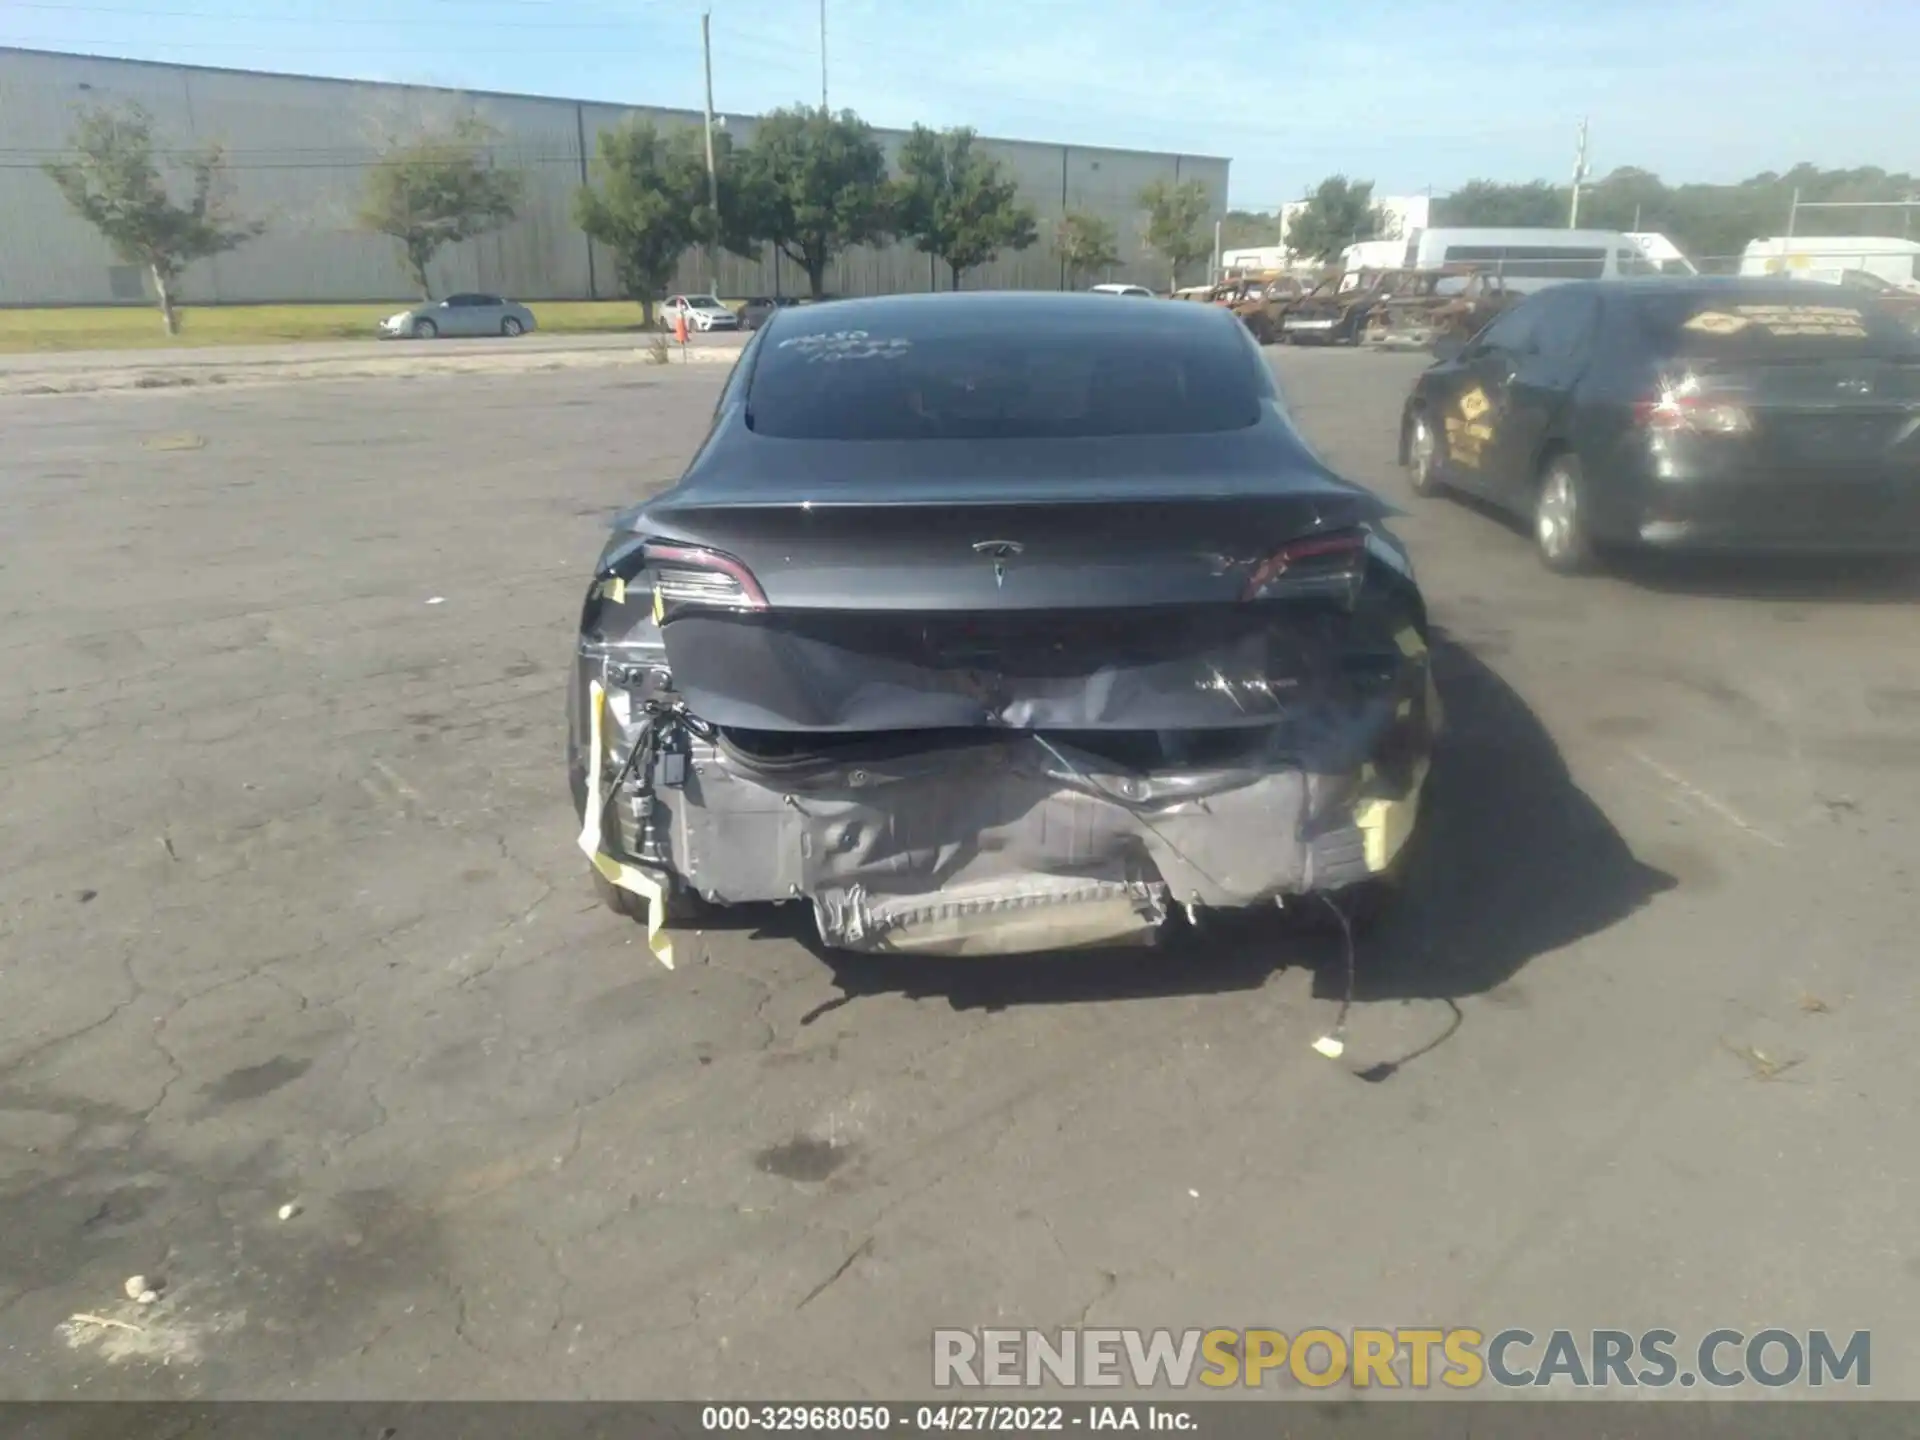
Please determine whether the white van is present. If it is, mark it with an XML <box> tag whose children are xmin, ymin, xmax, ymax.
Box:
<box><xmin>1625</xmin><ymin>232</ymin><xmax>1699</xmax><ymax>275</ymax></box>
<box><xmin>1339</xmin><ymin>238</ymin><xmax>1412</xmax><ymax>272</ymax></box>
<box><xmin>1401</xmin><ymin>227</ymin><xmax>1662</xmax><ymax>291</ymax></box>
<box><xmin>1740</xmin><ymin>236</ymin><xmax>1920</xmax><ymax>293</ymax></box>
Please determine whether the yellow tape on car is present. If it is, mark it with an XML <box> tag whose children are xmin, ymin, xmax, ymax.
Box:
<box><xmin>1354</xmin><ymin>757</ymin><xmax>1431</xmax><ymax>874</ymax></box>
<box><xmin>578</xmin><ymin>679</ymin><xmax>675</xmax><ymax>970</ymax></box>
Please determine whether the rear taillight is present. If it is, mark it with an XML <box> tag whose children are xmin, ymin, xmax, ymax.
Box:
<box><xmin>643</xmin><ymin>542</ymin><xmax>769</xmax><ymax>612</ymax></box>
<box><xmin>1241</xmin><ymin>529</ymin><xmax>1368</xmax><ymax>604</ymax></box>
<box><xmin>1634</xmin><ymin>388</ymin><xmax>1753</xmax><ymax>435</ymax></box>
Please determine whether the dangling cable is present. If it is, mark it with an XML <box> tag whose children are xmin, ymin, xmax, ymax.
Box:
<box><xmin>1311</xmin><ymin>891</ymin><xmax>1357</xmax><ymax>1060</ymax></box>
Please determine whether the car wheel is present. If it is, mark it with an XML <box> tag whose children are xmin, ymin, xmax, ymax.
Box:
<box><xmin>1534</xmin><ymin>452</ymin><xmax>1597</xmax><ymax>574</ymax></box>
<box><xmin>501</xmin><ymin>317</ymin><xmax>523</xmax><ymax>336</ymax></box>
<box><xmin>412</xmin><ymin>317</ymin><xmax>437</xmax><ymax>339</ymax></box>
<box><xmin>1405</xmin><ymin>409</ymin><xmax>1445</xmax><ymax>496</ymax></box>
<box><xmin>590</xmin><ymin>864</ymin><xmax>712</xmax><ymax>926</ymax></box>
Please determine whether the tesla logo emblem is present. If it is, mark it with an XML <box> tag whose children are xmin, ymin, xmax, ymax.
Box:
<box><xmin>972</xmin><ymin>539</ymin><xmax>1024</xmax><ymax>588</ymax></box>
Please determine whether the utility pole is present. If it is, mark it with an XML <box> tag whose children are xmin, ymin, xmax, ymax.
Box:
<box><xmin>1568</xmin><ymin>116</ymin><xmax>1589</xmax><ymax>229</ymax></box>
<box><xmin>701</xmin><ymin>5</ymin><xmax>720</xmax><ymax>294</ymax></box>
<box><xmin>819</xmin><ymin>0</ymin><xmax>829</xmax><ymax>111</ymax></box>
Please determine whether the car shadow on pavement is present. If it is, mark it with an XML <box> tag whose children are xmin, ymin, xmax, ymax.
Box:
<box><xmin>1439</xmin><ymin>489</ymin><xmax>1920</xmax><ymax>602</ymax></box>
<box><xmin>777</xmin><ymin>634</ymin><xmax>1675</xmax><ymax>1017</ymax></box>
<box><xmin>1604</xmin><ymin>551</ymin><xmax>1920</xmax><ymax>604</ymax></box>
<box><xmin>1338</xmin><ymin>632</ymin><xmax>1676</xmax><ymax>1003</ymax></box>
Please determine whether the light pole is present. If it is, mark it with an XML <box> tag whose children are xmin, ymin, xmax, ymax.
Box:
<box><xmin>702</xmin><ymin>6</ymin><xmax>721</xmax><ymax>294</ymax></box>
<box><xmin>1568</xmin><ymin>116</ymin><xmax>1590</xmax><ymax>229</ymax></box>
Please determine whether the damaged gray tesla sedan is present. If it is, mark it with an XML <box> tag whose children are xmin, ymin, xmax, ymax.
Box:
<box><xmin>568</xmin><ymin>292</ymin><xmax>1440</xmax><ymax>963</ymax></box>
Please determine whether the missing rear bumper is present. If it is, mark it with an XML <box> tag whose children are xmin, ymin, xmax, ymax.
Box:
<box><xmin>572</xmin><ymin>649</ymin><xmax>1437</xmax><ymax>959</ymax></box>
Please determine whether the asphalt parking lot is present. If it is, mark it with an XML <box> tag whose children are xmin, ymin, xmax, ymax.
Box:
<box><xmin>3</xmin><ymin>347</ymin><xmax>1918</xmax><ymax>1401</ymax></box>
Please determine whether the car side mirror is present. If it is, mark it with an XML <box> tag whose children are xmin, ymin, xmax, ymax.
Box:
<box><xmin>1430</xmin><ymin>333</ymin><xmax>1468</xmax><ymax>363</ymax></box>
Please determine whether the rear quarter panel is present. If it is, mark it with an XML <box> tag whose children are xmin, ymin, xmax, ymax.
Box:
<box><xmin>1563</xmin><ymin>298</ymin><xmax>1665</xmax><ymax>536</ymax></box>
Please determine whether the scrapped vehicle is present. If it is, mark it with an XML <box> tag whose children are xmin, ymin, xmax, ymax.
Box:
<box><xmin>1208</xmin><ymin>276</ymin><xmax>1283</xmax><ymax>308</ymax></box>
<box><xmin>661</xmin><ymin>294</ymin><xmax>741</xmax><ymax>332</ymax></box>
<box><xmin>570</xmin><ymin>293</ymin><xmax>1439</xmax><ymax>960</ymax></box>
<box><xmin>1361</xmin><ymin>271</ymin><xmax>1516</xmax><ymax>352</ymax></box>
<box><xmin>1171</xmin><ymin>285</ymin><xmax>1217</xmax><ymax>302</ymax></box>
<box><xmin>378</xmin><ymin>293</ymin><xmax>536</xmax><ymax>339</ymax></box>
<box><xmin>1400</xmin><ymin>278</ymin><xmax>1920</xmax><ymax>573</ymax></box>
<box><xmin>739</xmin><ymin>296</ymin><xmax>800</xmax><ymax>330</ymax></box>
<box><xmin>1278</xmin><ymin>269</ymin><xmax>1399</xmax><ymax>345</ymax></box>
<box><xmin>1234</xmin><ymin>277</ymin><xmax>1310</xmax><ymax>343</ymax></box>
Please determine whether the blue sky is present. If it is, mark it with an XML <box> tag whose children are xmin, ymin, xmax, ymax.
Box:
<box><xmin>6</xmin><ymin>0</ymin><xmax>1916</xmax><ymax>205</ymax></box>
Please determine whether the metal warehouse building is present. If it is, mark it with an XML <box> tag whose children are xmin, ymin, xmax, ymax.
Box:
<box><xmin>0</xmin><ymin>47</ymin><xmax>1230</xmax><ymax>306</ymax></box>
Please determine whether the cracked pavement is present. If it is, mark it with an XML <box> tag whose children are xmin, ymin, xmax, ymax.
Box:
<box><xmin>2</xmin><ymin>353</ymin><xmax>1918</xmax><ymax>1400</ymax></box>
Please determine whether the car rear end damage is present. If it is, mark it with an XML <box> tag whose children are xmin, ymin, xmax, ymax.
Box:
<box><xmin>571</xmin><ymin>515</ymin><xmax>1439</xmax><ymax>960</ymax></box>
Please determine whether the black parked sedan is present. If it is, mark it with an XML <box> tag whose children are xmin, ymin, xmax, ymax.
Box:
<box><xmin>738</xmin><ymin>295</ymin><xmax>799</xmax><ymax>330</ymax></box>
<box><xmin>1400</xmin><ymin>278</ymin><xmax>1920</xmax><ymax>572</ymax></box>
<box><xmin>569</xmin><ymin>292</ymin><xmax>1440</xmax><ymax>960</ymax></box>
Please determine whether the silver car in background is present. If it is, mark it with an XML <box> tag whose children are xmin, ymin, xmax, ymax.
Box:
<box><xmin>379</xmin><ymin>294</ymin><xmax>538</xmax><ymax>340</ymax></box>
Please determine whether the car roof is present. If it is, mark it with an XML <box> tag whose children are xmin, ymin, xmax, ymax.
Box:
<box><xmin>769</xmin><ymin>289</ymin><xmax>1239</xmax><ymax>337</ymax></box>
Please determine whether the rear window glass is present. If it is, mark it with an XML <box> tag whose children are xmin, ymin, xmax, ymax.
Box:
<box><xmin>745</xmin><ymin>322</ymin><xmax>1267</xmax><ymax>440</ymax></box>
<box><xmin>1630</xmin><ymin>291</ymin><xmax>1919</xmax><ymax>359</ymax></box>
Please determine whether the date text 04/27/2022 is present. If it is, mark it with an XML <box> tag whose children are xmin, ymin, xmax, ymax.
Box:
<box><xmin>698</xmin><ymin>1404</ymin><xmax>1195</xmax><ymax>1432</ymax></box>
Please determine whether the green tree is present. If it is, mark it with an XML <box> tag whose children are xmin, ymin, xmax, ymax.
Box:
<box><xmin>731</xmin><ymin>107</ymin><xmax>892</xmax><ymax>299</ymax></box>
<box><xmin>1431</xmin><ymin>179</ymin><xmax>1566</xmax><ymax>229</ymax></box>
<box><xmin>1284</xmin><ymin>175</ymin><xmax>1384</xmax><ymax>263</ymax></box>
<box><xmin>42</xmin><ymin>104</ymin><xmax>265</xmax><ymax>336</ymax></box>
<box><xmin>357</xmin><ymin>114</ymin><xmax>522</xmax><ymax>300</ymax></box>
<box><xmin>575</xmin><ymin>118</ymin><xmax>728</xmax><ymax>326</ymax></box>
<box><xmin>1055</xmin><ymin>209</ymin><xmax>1121</xmax><ymax>287</ymax></box>
<box><xmin>1138</xmin><ymin>177</ymin><xmax>1213</xmax><ymax>291</ymax></box>
<box><xmin>1219</xmin><ymin>207</ymin><xmax>1281</xmax><ymax>253</ymax></box>
<box><xmin>892</xmin><ymin>125</ymin><xmax>1037</xmax><ymax>290</ymax></box>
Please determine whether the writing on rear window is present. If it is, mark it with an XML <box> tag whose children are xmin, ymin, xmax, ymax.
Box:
<box><xmin>1683</xmin><ymin>305</ymin><xmax>1868</xmax><ymax>338</ymax></box>
<box><xmin>748</xmin><ymin>326</ymin><xmax>1264</xmax><ymax>441</ymax></box>
<box><xmin>777</xmin><ymin>330</ymin><xmax>914</xmax><ymax>363</ymax></box>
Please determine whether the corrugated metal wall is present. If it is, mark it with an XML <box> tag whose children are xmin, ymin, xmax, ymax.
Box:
<box><xmin>0</xmin><ymin>48</ymin><xmax>1228</xmax><ymax>306</ymax></box>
